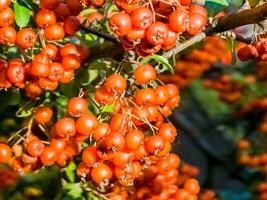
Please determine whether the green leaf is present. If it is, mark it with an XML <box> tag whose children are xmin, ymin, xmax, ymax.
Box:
<box><xmin>102</xmin><ymin>104</ymin><xmax>114</xmax><ymax>113</ymax></box>
<box><xmin>76</xmin><ymin>68</ymin><xmax>99</xmax><ymax>86</ymax></box>
<box><xmin>60</xmin><ymin>81</ymin><xmax>79</xmax><ymax>98</ymax></box>
<box><xmin>248</xmin><ymin>83</ymin><xmax>266</xmax><ymax>97</ymax></box>
<box><xmin>231</xmin><ymin>73</ymin><xmax>248</xmax><ymax>84</ymax></box>
<box><xmin>65</xmin><ymin>162</ymin><xmax>76</xmax><ymax>183</ymax></box>
<box><xmin>205</xmin><ymin>0</ymin><xmax>229</xmax><ymax>16</ymax></box>
<box><xmin>190</xmin><ymin>80</ymin><xmax>230</xmax><ymax>120</ymax></box>
<box><xmin>87</xmin><ymin>192</ymin><xmax>101</xmax><ymax>200</ymax></box>
<box><xmin>14</xmin><ymin>1</ymin><xmax>31</xmax><ymax>28</ymax></box>
<box><xmin>248</xmin><ymin>0</ymin><xmax>260</xmax><ymax>7</ymax></box>
<box><xmin>63</xmin><ymin>183</ymin><xmax>83</xmax><ymax>199</ymax></box>
<box><xmin>142</xmin><ymin>55</ymin><xmax>174</xmax><ymax>73</ymax></box>
<box><xmin>226</xmin><ymin>37</ymin><xmax>236</xmax><ymax>65</ymax></box>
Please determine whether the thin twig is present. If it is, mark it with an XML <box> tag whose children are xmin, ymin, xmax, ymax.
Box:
<box><xmin>7</xmin><ymin>127</ymin><xmax>27</xmax><ymax>143</ymax></box>
<box><xmin>82</xmin><ymin>183</ymin><xmax>109</xmax><ymax>200</ymax></box>
<box><xmin>80</xmin><ymin>25</ymin><xmax>122</xmax><ymax>47</ymax></box>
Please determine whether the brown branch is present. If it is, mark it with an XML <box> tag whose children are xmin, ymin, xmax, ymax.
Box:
<box><xmin>209</xmin><ymin>3</ymin><xmax>267</xmax><ymax>34</ymax></box>
<box><xmin>80</xmin><ymin>25</ymin><xmax>122</xmax><ymax>47</ymax></box>
<box><xmin>164</xmin><ymin>2</ymin><xmax>267</xmax><ymax>59</ymax></box>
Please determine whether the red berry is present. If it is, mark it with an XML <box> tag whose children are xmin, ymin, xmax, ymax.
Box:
<box><xmin>146</xmin><ymin>22</ymin><xmax>168</xmax><ymax>45</ymax></box>
<box><xmin>0</xmin><ymin>143</ymin><xmax>12</xmax><ymax>163</ymax></box>
<box><xmin>134</xmin><ymin>64</ymin><xmax>156</xmax><ymax>85</ymax></box>
<box><xmin>55</xmin><ymin>117</ymin><xmax>76</xmax><ymax>138</ymax></box>
<box><xmin>67</xmin><ymin>97</ymin><xmax>88</xmax><ymax>117</ymax></box>
<box><xmin>35</xmin><ymin>106</ymin><xmax>53</xmax><ymax>124</ymax></box>
<box><xmin>105</xmin><ymin>74</ymin><xmax>127</xmax><ymax>94</ymax></box>
<box><xmin>40</xmin><ymin>146</ymin><xmax>57</xmax><ymax>166</ymax></box>
<box><xmin>109</xmin><ymin>12</ymin><xmax>132</xmax><ymax>36</ymax></box>
<box><xmin>76</xmin><ymin>114</ymin><xmax>98</xmax><ymax>136</ymax></box>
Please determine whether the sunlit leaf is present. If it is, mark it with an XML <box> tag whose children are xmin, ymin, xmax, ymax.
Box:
<box><xmin>65</xmin><ymin>162</ymin><xmax>76</xmax><ymax>183</ymax></box>
<box><xmin>102</xmin><ymin>104</ymin><xmax>114</xmax><ymax>113</ymax></box>
<box><xmin>14</xmin><ymin>1</ymin><xmax>31</xmax><ymax>28</ymax></box>
<box><xmin>141</xmin><ymin>55</ymin><xmax>174</xmax><ymax>73</ymax></box>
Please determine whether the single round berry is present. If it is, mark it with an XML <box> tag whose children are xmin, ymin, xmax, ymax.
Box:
<box><xmin>134</xmin><ymin>64</ymin><xmax>156</xmax><ymax>85</ymax></box>
<box><xmin>55</xmin><ymin>117</ymin><xmax>76</xmax><ymax>138</ymax></box>
<box><xmin>0</xmin><ymin>143</ymin><xmax>12</xmax><ymax>163</ymax></box>
<box><xmin>40</xmin><ymin>146</ymin><xmax>57</xmax><ymax>166</ymax></box>
<box><xmin>105</xmin><ymin>74</ymin><xmax>127</xmax><ymax>94</ymax></box>
<box><xmin>67</xmin><ymin>97</ymin><xmax>88</xmax><ymax>117</ymax></box>
<box><xmin>35</xmin><ymin>106</ymin><xmax>53</xmax><ymax>124</ymax></box>
<box><xmin>91</xmin><ymin>163</ymin><xmax>113</xmax><ymax>184</ymax></box>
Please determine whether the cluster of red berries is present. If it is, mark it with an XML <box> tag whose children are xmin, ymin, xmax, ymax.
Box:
<box><xmin>237</xmin><ymin>139</ymin><xmax>267</xmax><ymax>175</ymax></box>
<box><xmin>177</xmin><ymin>162</ymin><xmax>200</xmax><ymax>187</ymax></box>
<box><xmin>240</xmin><ymin>98</ymin><xmax>267</xmax><ymax>133</ymax></box>
<box><xmin>237</xmin><ymin>139</ymin><xmax>267</xmax><ymax>200</ymax></box>
<box><xmin>0</xmin><ymin>43</ymin><xmax>89</xmax><ymax>97</ymax></box>
<box><xmin>159</xmin><ymin>37</ymin><xmax>233</xmax><ymax>88</ymax></box>
<box><xmin>132</xmin><ymin>155</ymin><xmax>200</xmax><ymax>200</ymax></box>
<box><xmin>256</xmin><ymin>62</ymin><xmax>267</xmax><ymax>79</ymax></box>
<box><xmin>109</xmin><ymin>1</ymin><xmax>207</xmax><ymax>55</ymax></box>
<box><xmin>257</xmin><ymin>182</ymin><xmax>267</xmax><ymax>200</ymax></box>
<box><xmin>0</xmin><ymin>167</ymin><xmax>18</xmax><ymax>188</ymax></box>
<box><xmin>0</xmin><ymin>102</ymin><xmax>84</xmax><ymax>173</ymax></box>
<box><xmin>0</xmin><ymin>0</ymin><xmax>89</xmax><ymax>96</ymax></box>
<box><xmin>237</xmin><ymin>38</ymin><xmax>267</xmax><ymax>62</ymax></box>
<box><xmin>0</xmin><ymin>67</ymin><xmax>182</xmax><ymax>193</ymax></box>
<box><xmin>203</xmin><ymin>74</ymin><xmax>246</xmax><ymax>103</ymax></box>
<box><xmin>74</xmin><ymin>67</ymin><xmax>180</xmax><ymax>188</ymax></box>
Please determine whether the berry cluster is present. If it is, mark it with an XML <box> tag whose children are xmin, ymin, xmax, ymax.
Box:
<box><xmin>0</xmin><ymin>65</ymin><xmax>183</xmax><ymax>195</ymax></box>
<box><xmin>240</xmin><ymin>98</ymin><xmax>267</xmax><ymax>133</ymax></box>
<box><xmin>133</xmin><ymin>156</ymin><xmax>200</xmax><ymax>200</ymax></box>
<box><xmin>178</xmin><ymin>162</ymin><xmax>200</xmax><ymax>187</ymax></box>
<box><xmin>203</xmin><ymin>74</ymin><xmax>245</xmax><ymax>103</ymax></box>
<box><xmin>257</xmin><ymin>182</ymin><xmax>267</xmax><ymax>200</ymax></box>
<box><xmin>109</xmin><ymin>2</ymin><xmax>208</xmax><ymax>55</ymax></box>
<box><xmin>256</xmin><ymin>62</ymin><xmax>267</xmax><ymax>80</ymax></box>
<box><xmin>159</xmin><ymin>37</ymin><xmax>233</xmax><ymax>88</ymax></box>
<box><xmin>237</xmin><ymin>138</ymin><xmax>267</xmax><ymax>200</ymax></box>
<box><xmin>0</xmin><ymin>103</ymin><xmax>83</xmax><ymax>173</ymax></box>
<box><xmin>75</xmin><ymin>69</ymin><xmax>180</xmax><ymax>188</ymax></box>
<box><xmin>0</xmin><ymin>0</ymin><xmax>89</xmax><ymax>96</ymax></box>
<box><xmin>0</xmin><ymin>167</ymin><xmax>18</xmax><ymax>188</ymax></box>
<box><xmin>237</xmin><ymin>139</ymin><xmax>267</xmax><ymax>175</ymax></box>
<box><xmin>237</xmin><ymin>38</ymin><xmax>267</xmax><ymax>62</ymax></box>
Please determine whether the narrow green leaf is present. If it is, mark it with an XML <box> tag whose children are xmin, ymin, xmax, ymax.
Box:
<box><xmin>14</xmin><ymin>1</ymin><xmax>31</xmax><ymax>28</ymax></box>
<box><xmin>140</xmin><ymin>56</ymin><xmax>152</xmax><ymax>64</ymax></box>
<box><xmin>151</xmin><ymin>55</ymin><xmax>174</xmax><ymax>74</ymax></box>
<box><xmin>226</xmin><ymin>36</ymin><xmax>237</xmax><ymax>64</ymax></box>
<box><xmin>102</xmin><ymin>104</ymin><xmax>114</xmax><ymax>113</ymax></box>
<box><xmin>231</xmin><ymin>73</ymin><xmax>248</xmax><ymax>84</ymax></box>
<box><xmin>65</xmin><ymin>162</ymin><xmax>76</xmax><ymax>183</ymax></box>
<box><xmin>63</xmin><ymin>183</ymin><xmax>83</xmax><ymax>199</ymax></box>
